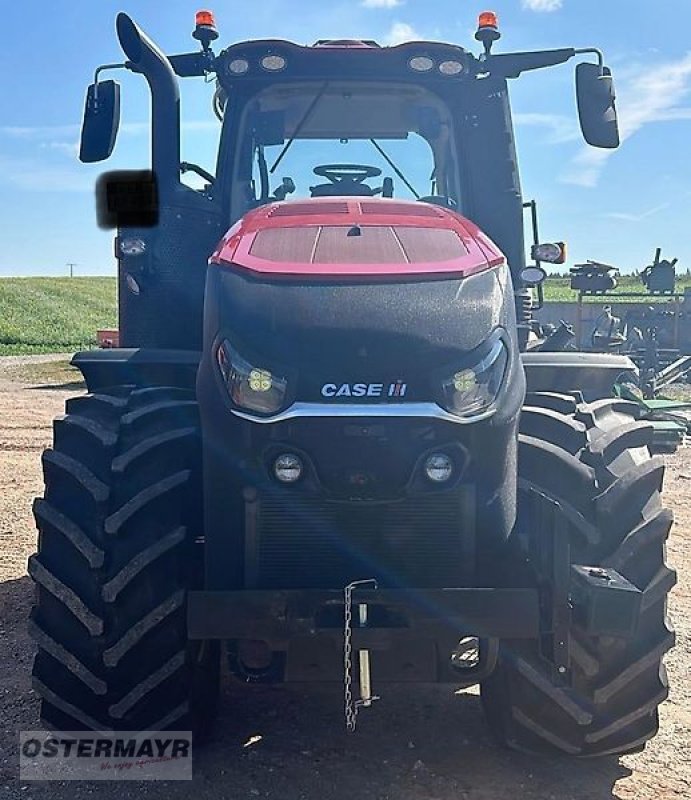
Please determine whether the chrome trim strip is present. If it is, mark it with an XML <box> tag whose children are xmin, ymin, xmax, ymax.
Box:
<box><xmin>230</xmin><ymin>402</ymin><xmax>495</xmax><ymax>425</ymax></box>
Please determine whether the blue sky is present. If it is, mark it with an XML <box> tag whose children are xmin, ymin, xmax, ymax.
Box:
<box><xmin>0</xmin><ymin>0</ymin><xmax>689</xmax><ymax>276</ymax></box>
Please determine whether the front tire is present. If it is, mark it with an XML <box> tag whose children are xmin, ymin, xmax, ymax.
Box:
<box><xmin>481</xmin><ymin>393</ymin><xmax>676</xmax><ymax>756</ymax></box>
<box><xmin>29</xmin><ymin>386</ymin><xmax>219</xmax><ymax>733</ymax></box>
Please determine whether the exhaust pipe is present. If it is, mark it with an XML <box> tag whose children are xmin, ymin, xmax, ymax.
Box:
<box><xmin>116</xmin><ymin>13</ymin><xmax>180</xmax><ymax>191</ymax></box>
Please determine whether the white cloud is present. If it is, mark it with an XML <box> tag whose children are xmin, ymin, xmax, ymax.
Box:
<box><xmin>560</xmin><ymin>148</ymin><xmax>610</xmax><ymax>188</ymax></box>
<box><xmin>40</xmin><ymin>141</ymin><xmax>79</xmax><ymax>157</ymax></box>
<box><xmin>0</xmin><ymin>124</ymin><xmax>79</xmax><ymax>139</ymax></box>
<box><xmin>1</xmin><ymin>120</ymin><xmax>218</xmax><ymax>145</ymax></box>
<box><xmin>383</xmin><ymin>21</ymin><xmax>420</xmax><ymax>45</ymax></box>
<box><xmin>0</xmin><ymin>156</ymin><xmax>93</xmax><ymax>192</ymax></box>
<box><xmin>514</xmin><ymin>112</ymin><xmax>580</xmax><ymax>144</ymax></box>
<box><xmin>615</xmin><ymin>54</ymin><xmax>691</xmax><ymax>138</ymax></box>
<box><xmin>562</xmin><ymin>53</ymin><xmax>691</xmax><ymax>187</ymax></box>
<box><xmin>656</xmin><ymin>107</ymin><xmax>691</xmax><ymax>121</ymax></box>
<box><xmin>120</xmin><ymin>121</ymin><xmax>219</xmax><ymax>135</ymax></box>
<box><xmin>182</xmin><ymin>120</ymin><xmax>221</xmax><ymax>132</ymax></box>
<box><xmin>362</xmin><ymin>0</ymin><xmax>402</xmax><ymax>7</ymax></box>
<box><xmin>606</xmin><ymin>203</ymin><xmax>670</xmax><ymax>223</ymax></box>
<box><xmin>0</xmin><ymin>114</ymin><xmax>224</xmax><ymax>195</ymax></box>
<box><xmin>522</xmin><ymin>0</ymin><xmax>563</xmax><ymax>11</ymax></box>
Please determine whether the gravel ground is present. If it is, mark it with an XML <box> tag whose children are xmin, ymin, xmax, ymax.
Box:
<box><xmin>0</xmin><ymin>361</ymin><xmax>689</xmax><ymax>799</ymax></box>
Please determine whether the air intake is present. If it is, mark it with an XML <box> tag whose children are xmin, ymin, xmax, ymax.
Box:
<box><xmin>359</xmin><ymin>202</ymin><xmax>445</xmax><ymax>218</ymax></box>
<box><xmin>269</xmin><ymin>201</ymin><xmax>350</xmax><ymax>217</ymax></box>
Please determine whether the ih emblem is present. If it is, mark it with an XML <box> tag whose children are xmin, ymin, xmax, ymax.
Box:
<box><xmin>321</xmin><ymin>382</ymin><xmax>408</xmax><ymax>399</ymax></box>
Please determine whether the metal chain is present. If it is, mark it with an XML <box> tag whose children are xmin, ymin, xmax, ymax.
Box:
<box><xmin>343</xmin><ymin>578</ymin><xmax>377</xmax><ymax>733</ymax></box>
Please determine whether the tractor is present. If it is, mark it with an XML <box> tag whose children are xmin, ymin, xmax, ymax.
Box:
<box><xmin>28</xmin><ymin>9</ymin><xmax>676</xmax><ymax>756</ymax></box>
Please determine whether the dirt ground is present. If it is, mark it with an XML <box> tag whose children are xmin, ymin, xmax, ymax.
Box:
<box><xmin>1</xmin><ymin>358</ymin><xmax>689</xmax><ymax>800</ymax></box>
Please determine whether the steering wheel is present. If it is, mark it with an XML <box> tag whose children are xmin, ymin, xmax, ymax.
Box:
<box><xmin>313</xmin><ymin>164</ymin><xmax>382</xmax><ymax>185</ymax></box>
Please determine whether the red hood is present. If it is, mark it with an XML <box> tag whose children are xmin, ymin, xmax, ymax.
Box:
<box><xmin>210</xmin><ymin>197</ymin><xmax>505</xmax><ymax>279</ymax></box>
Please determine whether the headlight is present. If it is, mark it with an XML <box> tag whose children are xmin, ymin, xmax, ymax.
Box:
<box><xmin>441</xmin><ymin>338</ymin><xmax>508</xmax><ymax>419</ymax></box>
<box><xmin>216</xmin><ymin>340</ymin><xmax>288</xmax><ymax>415</ymax></box>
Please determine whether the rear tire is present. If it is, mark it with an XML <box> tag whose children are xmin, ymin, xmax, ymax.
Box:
<box><xmin>481</xmin><ymin>393</ymin><xmax>676</xmax><ymax>756</ymax></box>
<box><xmin>29</xmin><ymin>386</ymin><xmax>219</xmax><ymax>734</ymax></box>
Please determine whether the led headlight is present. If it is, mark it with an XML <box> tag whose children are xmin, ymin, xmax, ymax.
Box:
<box><xmin>441</xmin><ymin>338</ymin><xmax>508</xmax><ymax>419</ymax></box>
<box><xmin>216</xmin><ymin>340</ymin><xmax>288</xmax><ymax>415</ymax></box>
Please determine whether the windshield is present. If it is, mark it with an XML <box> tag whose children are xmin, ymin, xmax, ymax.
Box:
<box><xmin>229</xmin><ymin>82</ymin><xmax>460</xmax><ymax>215</ymax></box>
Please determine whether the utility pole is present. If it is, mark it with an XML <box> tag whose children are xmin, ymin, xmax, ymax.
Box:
<box><xmin>67</xmin><ymin>262</ymin><xmax>77</xmax><ymax>278</ymax></box>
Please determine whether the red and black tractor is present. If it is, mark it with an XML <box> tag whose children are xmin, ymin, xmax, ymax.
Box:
<box><xmin>29</xmin><ymin>10</ymin><xmax>675</xmax><ymax>755</ymax></box>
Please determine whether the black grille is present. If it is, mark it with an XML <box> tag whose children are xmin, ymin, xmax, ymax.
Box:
<box><xmin>250</xmin><ymin>492</ymin><xmax>471</xmax><ymax>589</ymax></box>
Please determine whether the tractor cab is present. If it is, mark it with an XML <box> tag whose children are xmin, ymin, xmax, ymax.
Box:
<box><xmin>80</xmin><ymin>10</ymin><xmax>620</xmax><ymax>352</ymax></box>
<box><xmin>212</xmin><ymin>41</ymin><xmax>471</xmax><ymax>215</ymax></box>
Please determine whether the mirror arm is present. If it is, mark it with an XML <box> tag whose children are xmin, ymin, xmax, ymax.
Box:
<box><xmin>92</xmin><ymin>63</ymin><xmax>128</xmax><ymax>104</ymax></box>
<box><xmin>574</xmin><ymin>47</ymin><xmax>604</xmax><ymax>71</ymax></box>
<box><xmin>522</xmin><ymin>199</ymin><xmax>546</xmax><ymax>306</ymax></box>
<box><xmin>485</xmin><ymin>46</ymin><xmax>605</xmax><ymax>79</ymax></box>
<box><xmin>523</xmin><ymin>199</ymin><xmax>541</xmax><ymax>257</ymax></box>
<box><xmin>169</xmin><ymin>51</ymin><xmax>217</xmax><ymax>78</ymax></box>
<box><xmin>484</xmin><ymin>48</ymin><xmax>576</xmax><ymax>79</ymax></box>
<box><xmin>534</xmin><ymin>282</ymin><xmax>545</xmax><ymax>311</ymax></box>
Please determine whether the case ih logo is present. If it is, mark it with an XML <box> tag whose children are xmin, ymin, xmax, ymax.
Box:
<box><xmin>321</xmin><ymin>381</ymin><xmax>407</xmax><ymax>399</ymax></box>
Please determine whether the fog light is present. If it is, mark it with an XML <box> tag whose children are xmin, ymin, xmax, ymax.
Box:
<box><xmin>424</xmin><ymin>453</ymin><xmax>453</xmax><ymax>483</ymax></box>
<box><xmin>274</xmin><ymin>453</ymin><xmax>303</xmax><ymax>483</ymax></box>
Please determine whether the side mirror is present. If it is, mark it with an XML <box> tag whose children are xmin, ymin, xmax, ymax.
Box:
<box><xmin>520</xmin><ymin>265</ymin><xmax>547</xmax><ymax>287</ymax></box>
<box><xmin>576</xmin><ymin>63</ymin><xmax>620</xmax><ymax>149</ymax></box>
<box><xmin>79</xmin><ymin>80</ymin><xmax>121</xmax><ymax>163</ymax></box>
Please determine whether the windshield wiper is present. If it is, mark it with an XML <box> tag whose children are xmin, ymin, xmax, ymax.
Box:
<box><xmin>369</xmin><ymin>139</ymin><xmax>420</xmax><ymax>199</ymax></box>
<box><xmin>270</xmin><ymin>81</ymin><xmax>330</xmax><ymax>174</ymax></box>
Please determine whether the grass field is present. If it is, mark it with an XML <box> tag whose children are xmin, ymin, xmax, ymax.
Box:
<box><xmin>2</xmin><ymin>274</ymin><xmax>691</xmax><ymax>356</ymax></box>
<box><xmin>0</xmin><ymin>277</ymin><xmax>116</xmax><ymax>355</ymax></box>
<box><xmin>543</xmin><ymin>274</ymin><xmax>691</xmax><ymax>301</ymax></box>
